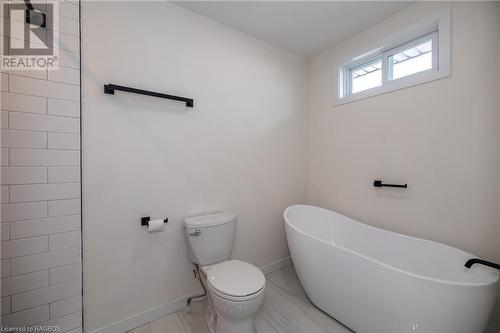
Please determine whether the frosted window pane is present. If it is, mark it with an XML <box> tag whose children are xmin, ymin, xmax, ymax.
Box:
<box><xmin>351</xmin><ymin>59</ymin><xmax>382</xmax><ymax>94</ymax></box>
<box><xmin>390</xmin><ymin>40</ymin><xmax>433</xmax><ymax>80</ymax></box>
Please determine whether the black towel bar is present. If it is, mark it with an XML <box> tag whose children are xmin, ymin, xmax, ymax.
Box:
<box><xmin>373</xmin><ymin>180</ymin><xmax>407</xmax><ymax>188</ymax></box>
<box><xmin>24</xmin><ymin>0</ymin><xmax>46</xmax><ymax>28</ymax></box>
<box><xmin>104</xmin><ymin>84</ymin><xmax>194</xmax><ymax>108</ymax></box>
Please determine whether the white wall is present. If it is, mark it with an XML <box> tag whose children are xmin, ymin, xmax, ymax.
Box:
<box><xmin>308</xmin><ymin>1</ymin><xmax>500</xmax><ymax>330</ymax></box>
<box><xmin>0</xmin><ymin>1</ymin><xmax>82</xmax><ymax>331</ymax></box>
<box><xmin>81</xmin><ymin>2</ymin><xmax>307</xmax><ymax>331</ymax></box>
<box><xmin>492</xmin><ymin>5</ymin><xmax>500</xmax><ymax>332</ymax></box>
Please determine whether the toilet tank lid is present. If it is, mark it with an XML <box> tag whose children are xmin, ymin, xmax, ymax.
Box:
<box><xmin>184</xmin><ymin>212</ymin><xmax>237</xmax><ymax>228</ymax></box>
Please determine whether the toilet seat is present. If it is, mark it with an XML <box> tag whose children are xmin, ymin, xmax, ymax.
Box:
<box><xmin>206</xmin><ymin>260</ymin><xmax>265</xmax><ymax>302</ymax></box>
<box><xmin>208</xmin><ymin>280</ymin><xmax>265</xmax><ymax>302</ymax></box>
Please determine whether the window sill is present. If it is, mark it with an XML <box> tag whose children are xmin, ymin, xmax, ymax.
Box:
<box><xmin>334</xmin><ymin>67</ymin><xmax>450</xmax><ymax>107</ymax></box>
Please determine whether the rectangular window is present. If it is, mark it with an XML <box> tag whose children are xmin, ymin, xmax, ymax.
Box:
<box><xmin>337</xmin><ymin>10</ymin><xmax>450</xmax><ymax>106</ymax></box>
<box><xmin>345</xmin><ymin>31</ymin><xmax>437</xmax><ymax>97</ymax></box>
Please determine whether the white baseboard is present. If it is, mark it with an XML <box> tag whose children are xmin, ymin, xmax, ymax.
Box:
<box><xmin>88</xmin><ymin>291</ymin><xmax>199</xmax><ymax>333</ymax></box>
<box><xmin>89</xmin><ymin>256</ymin><xmax>292</xmax><ymax>333</ymax></box>
<box><xmin>260</xmin><ymin>256</ymin><xmax>292</xmax><ymax>275</ymax></box>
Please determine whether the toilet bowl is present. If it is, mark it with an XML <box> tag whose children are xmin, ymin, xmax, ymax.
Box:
<box><xmin>184</xmin><ymin>213</ymin><xmax>266</xmax><ymax>333</ymax></box>
<box><xmin>202</xmin><ymin>260</ymin><xmax>265</xmax><ymax>333</ymax></box>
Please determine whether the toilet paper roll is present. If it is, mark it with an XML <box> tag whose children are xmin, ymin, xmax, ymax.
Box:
<box><xmin>148</xmin><ymin>219</ymin><xmax>165</xmax><ymax>233</ymax></box>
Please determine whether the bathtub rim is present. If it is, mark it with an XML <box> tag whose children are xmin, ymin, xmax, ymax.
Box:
<box><xmin>284</xmin><ymin>204</ymin><xmax>499</xmax><ymax>287</ymax></box>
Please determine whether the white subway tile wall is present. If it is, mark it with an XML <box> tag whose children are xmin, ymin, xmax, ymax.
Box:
<box><xmin>1</xmin><ymin>130</ymin><xmax>48</xmax><ymax>149</ymax></box>
<box><xmin>1</xmin><ymin>305</ymin><xmax>50</xmax><ymax>327</ymax></box>
<box><xmin>48</xmin><ymin>199</ymin><xmax>80</xmax><ymax>217</ymax></box>
<box><xmin>47</xmin><ymin>99</ymin><xmax>79</xmax><ymax>118</ymax></box>
<box><xmin>48</xmin><ymin>167</ymin><xmax>80</xmax><ymax>183</ymax></box>
<box><xmin>49</xmin><ymin>295</ymin><xmax>81</xmax><ymax>319</ymax></box>
<box><xmin>1</xmin><ymin>271</ymin><xmax>49</xmax><ymax>297</ymax></box>
<box><xmin>1</xmin><ymin>261</ymin><xmax>11</xmax><ymax>279</ymax></box>
<box><xmin>48</xmin><ymin>133</ymin><xmax>80</xmax><ymax>150</ymax></box>
<box><xmin>1</xmin><ymin>297</ymin><xmax>10</xmax><ymax>315</ymax></box>
<box><xmin>1</xmin><ymin>202</ymin><xmax>48</xmax><ymax>222</ymax></box>
<box><xmin>10</xmin><ymin>149</ymin><xmax>80</xmax><ymax>166</ymax></box>
<box><xmin>11</xmin><ymin>247</ymin><xmax>80</xmax><ymax>279</ymax></box>
<box><xmin>1</xmin><ymin>93</ymin><xmax>47</xmax><ymax>114</ymax></box>
<box><xmin>1</xmin><ymin>149</ymin><xmax>9</xmax><ymax>167</ymax></box>
<box><xmin>1</xmin><ymin>112</ymin><xmax>8</xmax><ymax>128</ymax></box>
<box><xmin>49</xmin><ymin>264</ymin><xmax>81</xmax><ymax>286</ymax></box>
<box><xmin>1</xmin><ymin>168</ymin><xmax>47</xmax><ymax>185</ymax></box>
<box><xmin>0</xmin><ymin>1</ymin><xmax>81</xmax><ymax>330</ymax></box>
<box><xmin>5</xmin><ymin>70</ymin><xmax>47</xmax><ymax>81</ymax></box>
<box><xmin>1</xmin><ymin>224</ymin><xmax>8</xmax><ymax>241</ymax></box>
<box><xmin>10</xmin><ymin>215</ymin><xmax>80</xmax><ymax>239</ymax></box>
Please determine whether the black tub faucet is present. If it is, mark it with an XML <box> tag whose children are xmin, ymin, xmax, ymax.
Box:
<box><xmin>464</xmin><ymin>258</ymin><xmax>500</xmax><ymax>270</ymax></box>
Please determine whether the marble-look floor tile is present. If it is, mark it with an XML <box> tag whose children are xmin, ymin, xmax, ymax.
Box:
<box><xmin>257</xmin><ymin>282</ymin><xmax>349</xmax><ymax>333</ymax></box>
<box><xmin>267</xmin><ymin>266</ymin><xmax>309</xmax><ymax>304</ymax></box>
<box><xmin>127</xmin><ymin>323</ymin><xmax>151</xmax><ymax>333</ymax></box>
<box><xmin>303</xmin><ymin>307</ymin><xmax>353</xmax><ymax>333</ymax></box>
<box><xmin>259</xmin><ymin>283</ymin><xmax>307</xmax><ymax>326</ymax></box>
<box><xmin>177</xmin><ymin>300</ymin><xmax>210</xmax><ymax>333</ymax></box>
<box><xmin>150</xmin><ymin>312</ymin><xmax>188</xmax><ymax>333</ymax></box>
<box><xmin>254</xmin><ymin>312</ymin><xmax>280</xmax><ymax>333</ymax></box>
<box><xmin>128</xmin><ymin>265</ymin><xmax>352</xmax><ymax>333</ymax></box>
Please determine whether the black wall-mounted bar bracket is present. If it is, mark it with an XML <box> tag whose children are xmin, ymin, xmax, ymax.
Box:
<box><xmin>141</xmin><ymin>216</ymin><xmax>168</xmax><ymax>227</ymax></box>
<box><xmin>24</xmin><ymin>0</ymin><xmax>46</xmax><ymax>28</ymax></box>
<box><xmin>465</xmin><ymin>258</ymin><xmax>500</xmax><ymax>270</ymax></box>
<box><xmin>373</xmin><ymin>180</ymin><xmax>408</xmax><ymax>188</ymax></box>
<box><xmin>104</xmin><ymin>84</ymin><xmax>194</xmax><ymax>108</ymax></box>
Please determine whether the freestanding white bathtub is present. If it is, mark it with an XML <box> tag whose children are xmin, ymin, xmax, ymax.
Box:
<box><xmin>284</xmin><ymin>205</ymin><xmax>498</xmax><ymax>333</ymax></box>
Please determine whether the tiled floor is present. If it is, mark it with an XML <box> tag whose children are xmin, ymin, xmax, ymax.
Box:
<box><xmin>128</xmin><ymin>265</ymin><xmax>352</xmax><ymax>333</ymax></box>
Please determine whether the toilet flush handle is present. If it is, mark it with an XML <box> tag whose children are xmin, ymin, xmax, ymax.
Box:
<box><xmin>190</xmin><ymin>229</ymin><xmax>201</xmax><ymax>236</ymax></box>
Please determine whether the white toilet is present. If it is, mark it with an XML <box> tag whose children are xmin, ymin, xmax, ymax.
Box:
<box><xmin>184</xmin><ymin>212</ymin><xmax>265</xmax><ymax>333</ymax></box>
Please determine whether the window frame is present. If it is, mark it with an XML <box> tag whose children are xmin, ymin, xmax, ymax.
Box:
<box><xmin>336</xmin><ymin>9</ymin><xmax>451</xmax><ymax>106</ymax></box>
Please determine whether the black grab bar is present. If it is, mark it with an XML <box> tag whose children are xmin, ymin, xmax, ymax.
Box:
<box><xmin>373</xmin><ymin>180</ymin><xmax>407</xmax><ymax>188</ymax></box>
<box><xmin>465</xmin><ymin>258</ymin><xmax>500</xmax><ymax>270</ymax></box>
<box><xmin>104</xmin><ymin>84</ymin><xmax>194</xmax><ymax>108</ymax></box>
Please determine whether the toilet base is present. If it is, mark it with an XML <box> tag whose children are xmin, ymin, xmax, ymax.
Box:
<box><xmin>205</xmin><ymin>300</ymin><xmax>255</xmax><ymax>333</ymax></box>
<box><xmin>204</xmin><ymin>298</ymin><xmax>216</xmax><ymax>333</ymax></box>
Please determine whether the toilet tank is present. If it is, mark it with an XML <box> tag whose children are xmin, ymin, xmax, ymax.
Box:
<box><xmin>184</xmin><ymin>212</ymin><xmax>237</xmax><ymax>266</ymax></box>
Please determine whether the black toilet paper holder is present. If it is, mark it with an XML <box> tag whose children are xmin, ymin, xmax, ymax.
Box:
<box><xmin>141</xmin><ymin>216</ymin><xmax>168</xmax><ymax>226</ymax></box>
